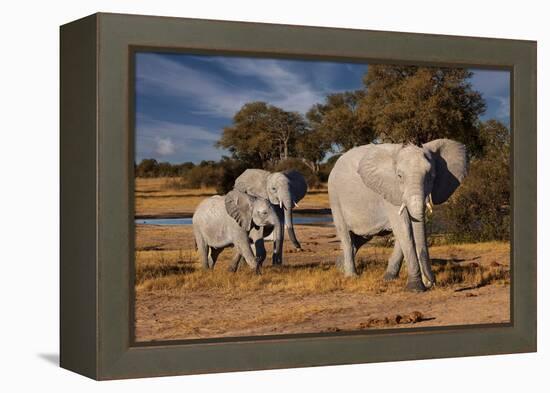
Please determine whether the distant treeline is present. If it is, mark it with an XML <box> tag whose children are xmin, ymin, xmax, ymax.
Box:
<box><xmin>135</xmin><ymin>156</ymin><xmax>338</xmax><ymax>190</ymax></box>
<box><xmin>136</xmin><ymin>65</ymin><xmax>510</xmax><ymax>242</ymax></box>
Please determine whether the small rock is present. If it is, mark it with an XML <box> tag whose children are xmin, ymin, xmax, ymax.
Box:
<box><xmin>409</xmin><ymin>311</ymin><xmax>424</xmax><ymax>323</ymax></box>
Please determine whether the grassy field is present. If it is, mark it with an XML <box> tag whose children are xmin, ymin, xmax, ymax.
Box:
<box><xmin>135</xmin><ymin>177</ymin><xmax>329</xmax><ymax>218</ymax></box>
<box><xmin>134</xmin><ymin>177</ymin><xmax>510</xmax><ymax>342</ymax></box>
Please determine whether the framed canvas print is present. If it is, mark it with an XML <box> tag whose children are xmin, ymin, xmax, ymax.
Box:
<box><xmin>60</xmin><ymin>13</ymin><xmax>537</xmax><ymax>380</ymax></box>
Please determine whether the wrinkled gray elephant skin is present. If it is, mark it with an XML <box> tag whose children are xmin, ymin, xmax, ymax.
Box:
<box><xmin>234</xmin><ymin>169</ymin><xmax>308</xmax><ymax>265</ymax></box>
<box><xmin>192</xmin><ymin>190</ymin><xmax>281</xmax><ymax>274</ymax></box>
<box><xmin>328</xmin><ymin>139</ymin><xmax>468</xmax><ymax>292</ymax></box>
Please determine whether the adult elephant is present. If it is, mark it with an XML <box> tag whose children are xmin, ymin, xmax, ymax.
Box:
<box><xmin>328</xmin><ymin>139</ymin><xmax>468</xmax><ymax>292</ymax></box>
<box><xmin>234</xmin><ymin>169</ymin><xmax>308</xmax><ymax>264</ymax></box>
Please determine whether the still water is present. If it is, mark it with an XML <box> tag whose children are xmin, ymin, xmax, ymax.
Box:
<box><xmin>136</xmin><ymin>214</ymin><xmax>333</xmax><ymax>226</ymax></box>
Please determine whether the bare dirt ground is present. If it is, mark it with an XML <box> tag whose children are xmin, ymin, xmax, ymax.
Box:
<box><xmin>134</xmin><ymin>223</ymin><xmax>510</xmax><ymax>342</ymax></box>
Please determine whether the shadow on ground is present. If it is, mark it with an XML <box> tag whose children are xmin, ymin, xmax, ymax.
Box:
<box><xmin>38</xmin><ymin>353</ymin><xmax>59</xmax><ymax>366</ymax></box>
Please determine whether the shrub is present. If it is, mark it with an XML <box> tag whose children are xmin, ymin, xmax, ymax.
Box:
<box><xmin>270</xmin><ymin>158</ymin><xmax>321</xmax><ymax>188</ymax></box>
<box><xmin>438</xmin><ymin>120</ymin><xmax>510</xmax><ymax>242</ymax></box>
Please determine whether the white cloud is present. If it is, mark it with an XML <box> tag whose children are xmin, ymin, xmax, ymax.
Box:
<box><xmin>135</xmin><ymin>114</ymin><xmax>226</xmax><ymax>163</ymax></box>
<box><xmin>136</xmin><ymin>53</ymin><xmax>329</xmax><ymax>116</ymax></box>
<box><xmin>470</xmin><ymin>69</ymin><xmax>510</xmax><ymax>124</ymax></box>
<box><xmin>155</xmin><ymin>137</ymin><xmax>176</xmax><ymax>156</ymax></box>
<box><xmin>493</xmin><ymin>95</ymin><xmax>510</xmax><ymax>119</ymax></box>
<box><xmin>136</xmin><ymin>114</ymin><xmax>219</xmax><ymax>142</ymax></box>
<box><xmin>204</xmin><ymin>56</ymin><xmax>330</xmax><ymax>113</ymax></box>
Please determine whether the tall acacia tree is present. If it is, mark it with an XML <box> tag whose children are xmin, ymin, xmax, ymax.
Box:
<box><xmin>217</xmin><ymin>101</ymin><xmax>307</xmax><ymax>168</ymax></box>
<box><xmin>360</xmin><ymin>65</ymin><xmax>486</xmax><ymax>155</ymax></box>
<box><xmin>306</xmin><ymin>90</ymin><xmax>374</xmax><ymax>152</ymax></box>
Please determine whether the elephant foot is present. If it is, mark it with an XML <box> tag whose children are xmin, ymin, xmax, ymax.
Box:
<box><xmin>405</xmin><ymin>279</ymin><xmax>427</xmax><ymax>293</ymax></box>
<box><xmin>343</xmin><ymin>270</ymin><xmax>359</xmax><ymax>278</ymax></box>
<box><xmin>227</xmin><ymin>265</ymin><xmax>238</xmax><ymax>273</ymax></box>
<box><xmin>255</xmin><ymin>265</ymin><xmax>262</xmax><ymax>275</ymax></box>
<box><xmin>383</xmin><ymin>271</ymin><xmax>399</xmax><ymax>281</ymax></box>
<box><xmin>421</xmin><ymin>274</ymin><xmax>436</xmax><ymax>289</ymax></box>
<box><xmin>271</xmin><ymin>254</ymin><xmax>283</xmax><ymax>266</ymax></box>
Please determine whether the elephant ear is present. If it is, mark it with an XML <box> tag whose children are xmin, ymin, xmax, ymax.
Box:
<box><xmin>233</xmin><ymin>169</ymin><xmax>270</xmax><ymax>199</ymax></box>
<box><xmin>357</xmin><ymin>144</ymin><xmax>403</xmax><ymax>206</ymax></box>
<box><xmin>423</xmin><ymin>139</ymin><xmax>468</xmax><ymax>205</ymax></box>
<box><xmin>225</xmin><ymin>190</ymin><xmax>253</xmax><ymax>231</ymax></box>
<box><xmin>284</xmin><ymin>170</ymin><xmax>308</xmax><ymax>203</ymax></box>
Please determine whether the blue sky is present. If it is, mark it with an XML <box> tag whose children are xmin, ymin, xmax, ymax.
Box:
<box><xmin>135</xmin><ymin>52</ymin><xmax>510</xmax><ymax>164</ymax></box>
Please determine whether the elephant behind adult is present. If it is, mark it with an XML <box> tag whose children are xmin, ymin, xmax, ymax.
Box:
<box><xmin>328</xmin><ymin>139</ymin><xmax>468</xmax><ymax>292</ymax></box>
<box><xmin>234</xmin><ymin>169</ymin><xmax>308</xmax><ymax>264</ymax></box>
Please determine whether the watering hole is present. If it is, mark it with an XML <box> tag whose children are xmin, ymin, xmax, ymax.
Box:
<box><xmin>136</xmin><ymin>214</ymin><xmax>334</xmax><ymax>226</ymax></box>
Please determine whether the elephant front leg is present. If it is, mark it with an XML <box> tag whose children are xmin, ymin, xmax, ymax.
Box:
<box><xmin>384</xmin><ymin>239</ymin><xmax>403</xmax><ymax>281</ymax></box>
<box><xmin>233</xmin><ymin>233</ymin><xmax>261</xmax><ymax>274</ymax></box>
<box><xmin>387</xmin><ymin>204</ymin><xmax>425</xmax><ymax>292</ymax></box>
<box><xmin>254</xmin><ymin>238</ymin><xmax>267</xmax><ymax>267</ymax></box>
<box><xmin>228</xmin><ymin>251</ymin><xmax>243</xmax><ymax>272</ymax></box>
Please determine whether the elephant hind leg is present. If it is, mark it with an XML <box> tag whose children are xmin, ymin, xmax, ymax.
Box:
<box><xmin>351</xmin><ymin>233</ymin><xmax>370</xmax><ymax>253</ymax></box>
<box><xmin>194</xmin><ymin>233</ymin><xmax>210</xmax><ymax>270</ymax></box>
<box><xmin>331</xmin><ymin>202</ymin><xmax>358</xmax><ymax>277</ymax></box>
<box><xmin>208</xmin><ymin>247</ymin><xmax>223</xmax><ymax>269</ymax></box>
<box><xmin>384</xmin><ymin>239</ymin><xmax>404</xmax><ymax>281</ymax></box>
<box><xmin>350</xmin><ymin>233</ymin><xmax>371</xmax><ymax>272</ymax></box>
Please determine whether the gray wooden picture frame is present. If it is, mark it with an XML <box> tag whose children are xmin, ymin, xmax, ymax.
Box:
<box><xmin>60</xmin><ymin>12</ymin><xmax>537</xmax><ymax>380</ymax></box>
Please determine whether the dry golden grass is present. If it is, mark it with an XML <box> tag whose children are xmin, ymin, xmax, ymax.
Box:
<box><xmin>297</xmin><ymin>185</ymin><xmax>330</xmax><ymax>210</ymax></box>
<box><xmin>135</xmin><ymin>178</ymin><xmax>217</xmax><ymax>217</ymax></box>
<box><xmin>135</xmin><ymin>240</ymin><xmax>510</xmax><ymax>296</ymax></box>
<box><xmin>135</xmin><ymin>177</ymin><xmax>330</xmax><ymax>217</ymax></box>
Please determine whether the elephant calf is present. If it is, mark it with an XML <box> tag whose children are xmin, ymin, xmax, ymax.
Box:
<box><xmin>192</xmin><ymin>190</ymin><xmax>281</xmax><ymax>273</ymax></box>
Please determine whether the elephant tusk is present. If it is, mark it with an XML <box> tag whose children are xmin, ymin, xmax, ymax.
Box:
<box><xmin>279</xmin><ymin>201</ymin><xmax>283</xmax><ymax>209</ymax></box>
<box><xmin>398</xmin><ymin>203</ymin><xmax>406</xmax><ymax>215</ymax></box>
<box><xmin>294</xmin><ymin>201</ymin><xmax>299</xmax><ymax>208</ymax></box>
<box><xmin>426</xmin><ymin>195</ymin><xmax>433</xmax><ymax>214</ymax></box>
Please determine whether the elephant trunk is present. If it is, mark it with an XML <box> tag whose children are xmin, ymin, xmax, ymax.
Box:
<box><xmin>282</xmin><ymin>194</ymin><xmax>301</xmax><ymax>250</ymax></box>
<box><xmin>407</xmin><ymin>193</ymin><xmax>435</xmax><ymax>287</ymax></box>
<box><xmin>271</xmin><ymin>215</ymin><xmax>283</xmax><ymax>265</ymax></box>
<box><xmin>406</xmin><ymin>194</ymin><xmax>425</xmax><ymax>222</ymax></box>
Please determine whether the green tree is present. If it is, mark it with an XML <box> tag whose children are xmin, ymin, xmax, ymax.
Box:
<box><xmin>136</xmin><ymin>158</ymin><xmax>159</xmax><ymax>177</ymax></box>
<box><xmin>269</xmin><ymin>107</ymin><xmax>307</xmax><ymax>161</ymax></box>
<box><xmin>295</xmin><ymin>128</ymin><xmax>331</xmax><ymax>174</ymax></box>
<box><xmin>217</xmin><ymin>102</ymin><xmax>306</xmax><ymax>168</ymax></box>
<box><xmin>307</xmin><ymin>90</ymin><xmax>374</xmax><ymax>152</ymax></box>
<box><xmin>217</xmin><ymin>102</ymin><xmax>274</xmax><ymax>167</ymax></box>
<box><xmin>439</xmin><ymin>120</ymin><xmax>510</xmax><ymax>242</ymax></box>
<box><xmin>216</xmin><ymin>157</ymin><xmax>249</xmax><ymax>194</ymax></box>
<box><xmin>361</xmin><ymin>65</ymin><xmax>486</xmax><ymax>155</ymax></box>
